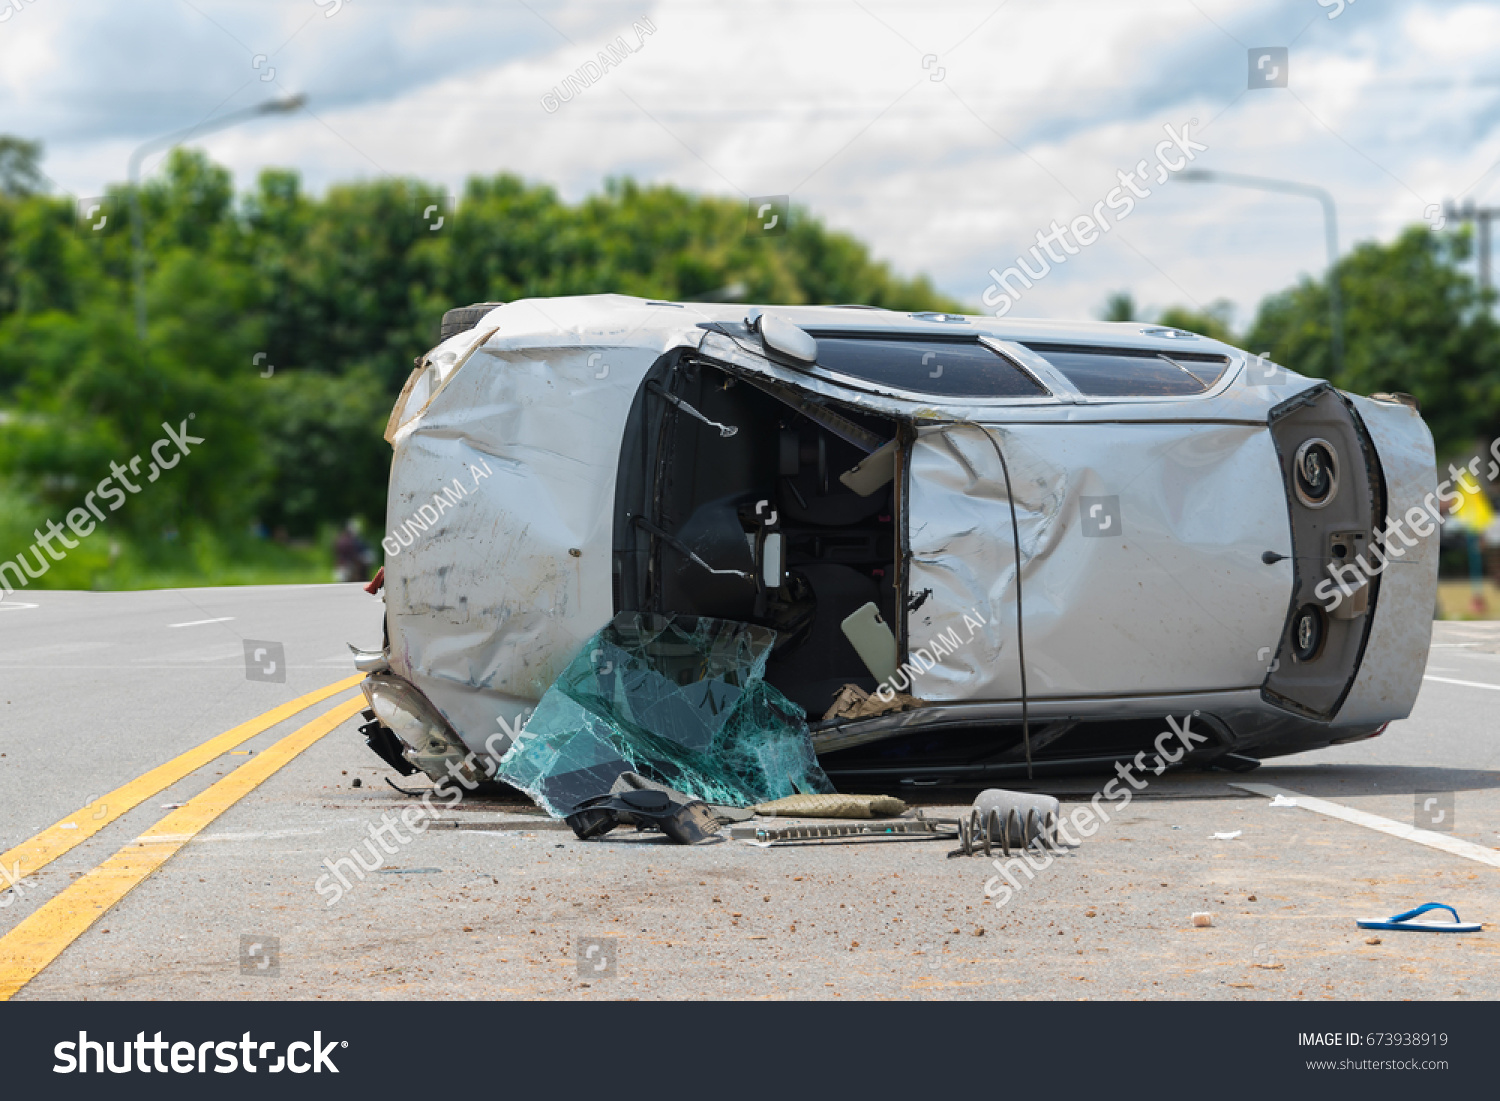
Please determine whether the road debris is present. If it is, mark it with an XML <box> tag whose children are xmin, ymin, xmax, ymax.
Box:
<box><xmin>820</xmin><ymin>683</ymin><xmax>921</xmax><ymax>722</ymax></box>
<box><xmin>1356</xmin><ymin>903</ymin><xmax>1482</xmax><ymax>933</ymax></box>
<box><xmin>753</xmin><ymin>793</ymin><xmax>906</xmax><ymax>818</ymax></box>
<box><xmin>495</xmin><ymin>613</ymin><xmax>831</xmax><ymax>817</ymax></box>
<box><xmin>947</xmin><ymin>789</ymin><xmax>1064</xmax><ymax>857</ymax></box>
<box><xmin>565</xmin><ymin>772</ymin><xmax>730</xmax><ymax>845</ymax></box>
<box><xmin>735</xmin><ymin>812</ymin><xmax>962</xmax><ymax>848</ymax></box>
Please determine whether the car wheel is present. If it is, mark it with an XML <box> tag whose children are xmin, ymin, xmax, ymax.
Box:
<box><xmin>439</xmin><ymin>301</ymin><xmax>505</xmax><ymax>343</ymax></box>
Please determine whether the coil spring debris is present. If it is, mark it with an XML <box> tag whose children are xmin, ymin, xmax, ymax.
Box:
<box><xmin>947</xmin><ymin>806</ymin><xmax>1064</xmax><ymax>859</ymax></box>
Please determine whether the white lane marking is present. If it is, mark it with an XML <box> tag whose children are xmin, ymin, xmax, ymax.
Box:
<box><xmin>1232</xmin><ymin>782</ymin><xmax>1500</xmax><ymax>870</ymax></box>
<box><xmin>167</xmin><ymin>617</ymin><xmax>236</xmax><ymax>628</ymax></box>
<box><xmin>145</xmin><ymin>827</ymin><xmax>332</xmax><ymax>844</ymax></box>
<box><xmin>0</xmin><ymin>603</ymin><xmax>39</xmax><ymax>611</ymax></box>
<box><xmin>1423</xmin><ymin>674</ymin><xmax>1500</xmax><ymax>692</ymax></box>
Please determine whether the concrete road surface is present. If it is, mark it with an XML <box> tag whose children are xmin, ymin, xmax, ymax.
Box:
<box><xmin>1</xmin><ymin>586</ymin><xmax>1496</xmax><ymax>1000</ymax></box>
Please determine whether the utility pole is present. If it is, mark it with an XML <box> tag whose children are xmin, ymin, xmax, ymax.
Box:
<box><xmin>1443</xmin><ymin>199</ymin><xmax>1498</xmax><ymax>294</ymax></box>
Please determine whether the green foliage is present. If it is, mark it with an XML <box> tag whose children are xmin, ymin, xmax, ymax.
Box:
<box><xmin>0</xmin><ymin>142</ymin><xmax>958</xmax><ymax>588</ymax></box>
<box><xmin>0</xmin><ymin>137</ymin><xmax>45</xmax><ymax>199</ymax></box>
<box><xmin>1156</xmin><ymin>300</ymin><xmax>1236</xmax><ymax>343</ymax></box>
<box><xmin>1118</xmin><ymin>229</ymin><xmax>1499</xmax><ymax>456</ymax></box>
<box><xmin>12</xmin><ymin>131</ymin><xmax>1493</xmax><ymax>592</ymax></box>
<box><xmin>256</xmin><ymin>366</ymin><xmax>393</xmax><ymax>535</ymax></box>
<box><xmin>1099</xmin><ymin>293</ymin><xmax>1236</xmax><ymax>343</ymax></box>
<box><xmin>1245</xmin><ymin>227</ymin><xmax>1500</xmax><ymax>453</ymax></box>
<box><xmin>1099</xmin><ymin>291</ymin><xmax>1137</xmax><ymax>323</ymax></box>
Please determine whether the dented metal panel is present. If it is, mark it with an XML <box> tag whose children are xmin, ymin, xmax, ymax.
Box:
<box><xmin>383</xmin><ymin>297</ymin><xmax>708</xmax><ymax>761</ymax></box>
<box><xmin>906</xmin><ymin>421</ymin><xmax>1291</xmax><ymax>700</ymax></box>
<box><xmin>1332</xmin><ymin>395</ymin><xmax>1439</xmax><ymax>727</ymax></box>
<box><xmin>369</xmin><ymin>294</ymin><xmax>1438</xmax><ymax>777</ymax></box>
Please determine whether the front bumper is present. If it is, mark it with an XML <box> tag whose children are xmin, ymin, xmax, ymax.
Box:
<box><xmin>1328</xmin><ymin>394</ymin><xmax>1439</xmax><ymax>729</ymax></box>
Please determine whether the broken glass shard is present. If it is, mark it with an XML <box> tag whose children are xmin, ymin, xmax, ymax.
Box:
<box><xmin>495</xmin><ymin>613</ymin><xmax>833</xmax><ymax>816</ymax></box>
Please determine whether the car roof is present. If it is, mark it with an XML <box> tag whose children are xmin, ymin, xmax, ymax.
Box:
<box><xmin>482</xmin><ymin>294</ymin><xmax>1241</xmax><ymax>361</ymax></box>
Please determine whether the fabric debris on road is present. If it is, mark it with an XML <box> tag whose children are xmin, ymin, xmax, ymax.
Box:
<box><xmin>752</xmin><ymin>793</ymin><xmax>907</xmax><ymax>818</ymax></box>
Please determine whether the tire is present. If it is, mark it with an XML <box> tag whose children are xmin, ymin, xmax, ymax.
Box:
<box><xmin>438</xmin><ymin>301</ymin><xmax>505</xmax><ymax>344</ymax></box>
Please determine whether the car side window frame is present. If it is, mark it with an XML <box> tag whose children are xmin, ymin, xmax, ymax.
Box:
<box><xmin>1006</xmin><ymin>341</ymin><xmax>1248</xmax><ymax>404</ymax></box>
<box><xmin>798</xmin><ymin>331</ymin><xmax>1064</xmax><ymax>407</ymax></box>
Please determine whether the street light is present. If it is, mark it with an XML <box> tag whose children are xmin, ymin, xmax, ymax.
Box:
<box><xmin>1443</xmin><ymin>199</ymin><xmax>1499</xmax><ymax>294</ymax></box>
<box><xmin>1178</xmin><ymin>169</ymin><xmax>1343</xmax><ymax>376</ymax></box>
<box><xmin>128</xmin><ymin>93</ymin><xmax>307</xmax><ymax>342</ymax></box>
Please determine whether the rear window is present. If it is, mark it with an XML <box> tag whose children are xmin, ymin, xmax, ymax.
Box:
<box><xmin>1023</xmin><ymin>343</ymin><xmax>1230</xmax><ymax>397</ymax></box>
<box><xmin>809</xmin><ymin>336</ymin><xmax>1047</xmax><ymax>398</ymax></box>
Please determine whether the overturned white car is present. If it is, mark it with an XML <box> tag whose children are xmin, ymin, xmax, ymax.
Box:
<box><xmin>353</xmin><ymin>295</ymin><xmax>1438</xmax><ymax>789</ymax></box>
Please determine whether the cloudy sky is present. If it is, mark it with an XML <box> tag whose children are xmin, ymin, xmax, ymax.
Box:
<box><xmin>3</xmin><ymin>0</ymin><xmax>1497</xmax><ymax>329</ymax></box>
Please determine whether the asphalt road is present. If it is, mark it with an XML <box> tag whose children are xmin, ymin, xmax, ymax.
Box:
<box><xmin>0</xmin><ymin>586</ymin><xmax>1496</xmax><ymax>1000</ymax></box>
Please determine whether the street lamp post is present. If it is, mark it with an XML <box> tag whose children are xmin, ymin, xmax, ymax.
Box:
<box><xmin>1443</xmin><ymin>199</ymin><xmax>1499</xmax><ymax>294</ymax></box>
<box><xmin>1178</xmin><ymin>169</ymin><xmax>1343</xmax><ymax>376</ymax></box>
<box><xmin>128</xmin><ymin>94</ymin><xmax>306</xmax><ymax>342</ymax></box>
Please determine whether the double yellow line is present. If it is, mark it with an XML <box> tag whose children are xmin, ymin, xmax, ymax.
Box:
<box><xmin>0</xmin><ymin>675</ymin><xmax>367</xmax><ymax>1000</ymax></box>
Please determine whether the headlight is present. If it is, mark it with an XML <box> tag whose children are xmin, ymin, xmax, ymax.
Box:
<box><xmin>384</xmin><ymin>325</ymin><xmax>497</xmax><ymax>443</ymax></box>
<box><xmin>1293</xmin><ymin>438</ymin><xmax>1338</xmax><ymax>508</ymax></box>
<box><xmin>359</xmin><ymin>675</ymin><xmax>483</xmax><ymax>784</ymax></box>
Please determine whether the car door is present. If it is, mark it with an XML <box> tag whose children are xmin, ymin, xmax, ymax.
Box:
<box><xmin>905</xmin><ymin>417</ymin><xmax>1293</xmax><ymax>701</ymax></box>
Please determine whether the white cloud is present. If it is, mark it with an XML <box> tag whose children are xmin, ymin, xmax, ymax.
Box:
<box><xmin>3</xmin><ymin>0</ymin><xmax>1498</xmax><ymax>328</ymax></box>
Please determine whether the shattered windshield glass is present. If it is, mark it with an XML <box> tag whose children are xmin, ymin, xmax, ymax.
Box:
<box><xmin>495</xmin><ymin>613</ymin><xmax>833</xmax><ymax>816</ymax></box>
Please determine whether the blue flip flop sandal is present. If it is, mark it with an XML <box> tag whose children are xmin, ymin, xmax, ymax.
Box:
<box><xmin>1356</xmin><ymin>902</ymin><xmax>1482</xmax><ymax>933</ymax></box>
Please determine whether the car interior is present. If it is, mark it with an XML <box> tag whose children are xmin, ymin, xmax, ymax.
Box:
<box><xmin>613</xmin><ymin>354</ymin><xmax>903</xmax><ymax>718</ymax></box>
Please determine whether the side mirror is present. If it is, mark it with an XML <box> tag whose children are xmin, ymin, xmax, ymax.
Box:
<box><xmin>760</xmin><ymin>532</ymin><xmax>785</xmax><ymax>590</ymax></box>
<box><xmin>756</xmin><ymin>312</ymin><xmax>818</xmax><ymax>366</ymax></box>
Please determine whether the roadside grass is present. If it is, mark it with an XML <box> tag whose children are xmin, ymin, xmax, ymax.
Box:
<box><xmin>0</xmin><ymin>502</ymin><xmax>360</xmax><ymax>591</ymax></box>
<box><xmin>87</xmin><ymin>533</ymin><xmax>342</xmax><ymax>589</ymax></box>
<box><xmin>1436</xmin><ymin>579</ymin><xmax>1500</xmax><ymax>620</ymax></box>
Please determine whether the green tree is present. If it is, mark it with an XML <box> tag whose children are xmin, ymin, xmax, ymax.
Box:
<box><xmin>1245</xmin><ymin>227</ymin><xmax>1500</xmax><ymax>452</ymax></box>
<box><xmin>1156</xmin><ymin>300</ymin><xmax>1236</xmax><ymax>343</ymax></box>
<box><xmin>0</xmin><ymin>136</ymin><xmax>45</xmax><ymax>199</ymax></box>
<box><xmin>1100</xmin><ymin>291</ymin><xmax>1137</xmax><ymax>322</ymax></box>
<box><xmin>0</xmin><ymin>146</ymin><xmax>968</xmax><ymax>590</ymax></box>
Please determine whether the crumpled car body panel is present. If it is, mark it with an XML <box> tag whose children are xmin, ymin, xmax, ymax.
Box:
<box><xmin>383</xmin><ymin>298</ymin><xmax>702</xmax><ymax>756</ymax></box>
<box><xmin>906</xmin><ymin>421</ymin><xmax>1291</xmax><ymax>700</ymax></box>
<box><xmin>373</xmin><ymin>295</ymin><xmax>1437</xmax><ymax>776</ymax></box>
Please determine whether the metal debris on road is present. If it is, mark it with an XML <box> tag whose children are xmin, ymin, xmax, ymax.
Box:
<box><xmin>947</xmin><ymin>788</ymin><xmax>1065</xmax><ymax>858</ymax></box>
<box><xmin>733</xmin><ymin>812</ymin><xmax>962</xmax><ymax>847</ymax></box>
